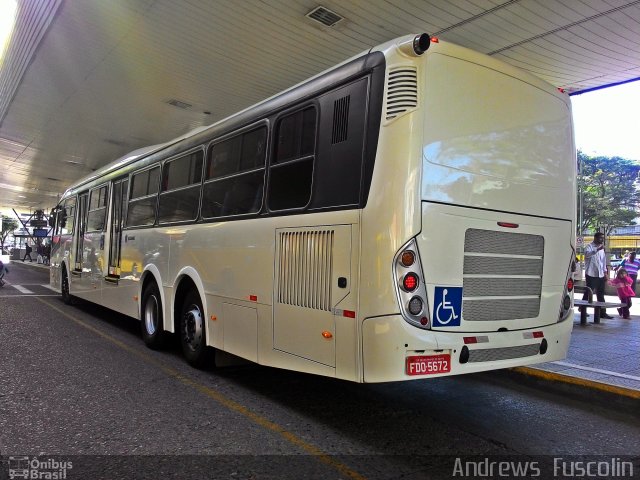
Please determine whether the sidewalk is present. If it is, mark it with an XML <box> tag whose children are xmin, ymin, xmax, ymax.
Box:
<box><xmin>519</xmin><ymin>294</ymin><xmax>640</xmax><ymax>399</ymax></box>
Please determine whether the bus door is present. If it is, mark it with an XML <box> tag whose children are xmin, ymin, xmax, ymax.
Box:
<box><xmin>273</xmin><ymin>226</ymin><xmax>352</xmax><ymax>368</ymax></box>
<box><xmin>72</xmin><ymin>193</ymin><xmax>87</xmax><ymax>274</ymax></box>
<box><xmin>106</xmin><ymin>177</ymin><xmax>128</xmax><ymax>280</ymax></box>
<box><xmin>71</xmin><ymin>192</ymin><xmax>91</xmax><ymax>297</ymax></box>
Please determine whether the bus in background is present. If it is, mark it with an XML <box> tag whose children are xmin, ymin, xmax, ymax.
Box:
<box><xmin>49</xmin><ymin>33</ymin><xmax>576</xmax><ymax>383</ymax></box>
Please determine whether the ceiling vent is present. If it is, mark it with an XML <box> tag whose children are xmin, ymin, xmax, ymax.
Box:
<box><xmin>306</xmin><ymin>6</ymin><xmax>343</xmax><ymax>27</ymax></box>
<box><xmin>167</xmin><ymin>99</ymin><xmax>192</xmax><ymax>110</ymax></box>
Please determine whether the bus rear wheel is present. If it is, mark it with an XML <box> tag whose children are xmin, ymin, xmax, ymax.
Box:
<box><xmin>141</xmin><ymin>283</ymin><xmax>168</xmax><ymax>350</ymax></box>
<box><xmin>180</xmin><ymin>290</ymin><xmax>211</xmax><ymax>368</ymax></box>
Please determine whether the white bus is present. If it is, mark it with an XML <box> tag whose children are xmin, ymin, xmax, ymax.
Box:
<box><xmin>49</xmin><ymin>34</ymin><xmax>576</xmax><ymax>382</ymax></box>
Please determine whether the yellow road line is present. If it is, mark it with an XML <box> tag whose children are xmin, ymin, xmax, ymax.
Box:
<box><xmin>512</xmin><ymin>366</ymin><xmax>640</xmax><ymax>400</ymax></box>
<box><xmin>37</xmin><ymin>297</ymin><xmax>367</xmax><ymax>480</ymax></box>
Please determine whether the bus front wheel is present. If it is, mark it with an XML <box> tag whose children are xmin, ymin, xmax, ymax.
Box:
<box><xmin>180</xmin><ymin>290</ymin><xmax>211</xmax><ymax>368</ymax></box>
<box><xmin>61</xmin><ymin>268</ymin><xmax>74</xmax><ymax>305</ymax></box>
<box><xmin>141</xmin><ymin>283</ymin><xmax>168</xmax><ymax>350</ymax></box>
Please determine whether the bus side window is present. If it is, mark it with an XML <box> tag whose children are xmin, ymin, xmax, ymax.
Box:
<box><xmin>62</xmin><ymin>199</ymin><xmax>76</xmax><ymax>235</ymax></box>
<box><xmin>126</xmin><ymin>166</ymin><xmax>160</xmax><ymax>227</ymax></box>
<box><xmin>157</xmin><ymin>150</ymin><xmax>203</xmax><ymax>223</ymax></box>
<box><xmin>87</xmin><ymin>184</ymin><xmax>109</xmax><ymax>231</ymax></box>
<box><xmin>202</xmin><ymin>126</ymin><xmax>266</xmax><ymax>219</ymax></box>
<box><xmin>268</xmin><ymin>107</ymin><xmax>316</xmax><ymax>211</ymax></box>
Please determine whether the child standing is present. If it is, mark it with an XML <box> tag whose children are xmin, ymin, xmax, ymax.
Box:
<box><xmin>608</xmin><ymin>268</ymin><xmax>635</xmax><ymax>319</ymax></box>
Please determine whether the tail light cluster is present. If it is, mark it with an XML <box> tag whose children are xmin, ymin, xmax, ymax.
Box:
<box><xmin>394</xmin><ymin>239</ymin><xmax>430</xmax><ymax>329</ymax></box>
<box><xmin>558</xmin><ymin>253</ymin><xmax>575</xmax><ymax>321</ymax></box>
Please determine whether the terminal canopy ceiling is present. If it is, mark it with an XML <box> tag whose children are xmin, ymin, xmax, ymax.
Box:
<box><xmin>0</xmin><ymin>0</ymin><xmax>639</xmax><ymax>211</ymax></box>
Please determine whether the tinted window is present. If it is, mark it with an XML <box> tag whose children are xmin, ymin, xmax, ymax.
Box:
<box><xmin>162</xmin><ymin>151</ymin><xmax>203</xmax><ymax>191</ymax></box>
<box><xmin>274</xmin><ymin>107</ymin><xmax>315</xmax><ymax>163</ymax></box>
<box><xmin>158</xmin><ymin>151</ymin><xmax>204</xmax><ymax>224</ymax></box>
<box><xmin>202</xmin><ymin>127</ymin><xmax>267</xmax><ymax>218</ymax></box>
<box><xmin>131</xmin><ymin>167</ymin><xmax>160</xmax><ymax>199</ymax></box>
<box><xmin>126</xmin><ymin>166</ymin><xmax>160</xmax><ymax>227</ymax></box>
<box><xmin>268</xmin><ymin>107</ymin><xmax>316</xmax><ymax>211</ymax></box>
<box><xmin>87</xmin><ymin>185</ymin><xmax>108</xmax><ymax>231</ymax></box>
<box><xmin>201</xmin><ymin>171</ymin><xmax>264</xmax><ymax>218</ymax></box>
<box><xmin>207</xmin><ymin>136</ymin><xmax>241</xmax><ymax>179</ymax></box>
<box><xmin>57</xmin><ymin>198</ymin><xmax>75</xmax><ymax>235</ymax></box>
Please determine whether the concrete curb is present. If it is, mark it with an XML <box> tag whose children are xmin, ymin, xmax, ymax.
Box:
<box><xmin>511</xmin><ymin>366</ymin><xmax>640</xmax><ymax>400</ymax></box>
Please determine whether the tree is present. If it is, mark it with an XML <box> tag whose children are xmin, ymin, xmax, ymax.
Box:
<box><xmin>1</xmin><ymin>215</ymin><xmax>19</xmax><ymax>252</ymax></box>
<box><xmin>577</xmin><ymin>151</ymin><xmax>640</xmax><ymax>235</ymax></box>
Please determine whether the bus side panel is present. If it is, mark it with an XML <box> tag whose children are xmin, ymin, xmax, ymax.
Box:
<box><xmin>168</xmin><ymin>211</ymin><xmax>360</xmax><ymax>379</ymax></box>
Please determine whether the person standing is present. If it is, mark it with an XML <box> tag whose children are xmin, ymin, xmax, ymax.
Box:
<box><xmin>22</xmin><ymin>242</ymin><xmax>33</xmax><ymax>262</ymax></box>
<box><xmin>608</xmin><ymin>268</ymin><xmax>634</xmax><ymax>319</ymax></box>
<box><xmin>583</xmin><ymin>232</ymin><xmax>613</xmax><ymax>319</ymax></box>
<box><xmin>619</xmin><ymin>251</ymin><xmax>640</xmax><ymax>295</ymax></box>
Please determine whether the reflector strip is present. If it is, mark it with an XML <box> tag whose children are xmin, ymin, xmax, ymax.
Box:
<box><xmin>463</xmin><ymin>336</ymin><xmax>489</xmax><ymax>344</ymax></box>
<box><xmin>523</xmin><ymin>331</ymin><xmax>544</xmax><ymax>339</ymax></box>
<box><xmin>249</xmin><ymin>295</ymin><xmax>257</xmax><ymax>302</ymax></box>
<box><xmin>497</xmin><ymin>222</ymin><xmax>519</xmax><ymax>228</ymax></box>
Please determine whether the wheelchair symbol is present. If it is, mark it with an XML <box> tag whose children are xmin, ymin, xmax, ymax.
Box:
<box><xmin>436</xmin><ymin>289</ymin><xmax>459</xmax><ymax>324</ymax></box>
<box><xmin>433</xmin><ymin>286</ymin><xmax>462</xmax><ymax>326</ymax></box>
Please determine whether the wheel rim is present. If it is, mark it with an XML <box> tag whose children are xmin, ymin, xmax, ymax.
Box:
<box><xmin>182</xmin><ymin>304</ymin><xmax>203</xmax><ymax>352</ymax></box>
<box><xmin>144</xmin><ymin>294</ymin><xmax>159</xmax><ymax>335</ymax></box>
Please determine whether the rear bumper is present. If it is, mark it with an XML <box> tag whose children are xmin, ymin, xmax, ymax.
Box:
<box><xmin>362</xmin><ymin>314</ymin><xmax>572</xmax><ymax>383</ymax></box>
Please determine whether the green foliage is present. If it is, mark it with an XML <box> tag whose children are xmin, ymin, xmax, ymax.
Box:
<box><xmin>1</xmin><ymin>215</ymin><xmax>19</xmax><ymax>251</ymax></box>
<box><xmin>577</xmin><ymin>151</ymin><xmax>640</xmax><ymax>235</ymax></box>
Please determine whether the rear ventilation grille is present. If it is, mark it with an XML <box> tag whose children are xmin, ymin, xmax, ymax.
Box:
<box><xmin>332</xmin><ymin>95</ymin><xmax>350</xmax><ymax>144</ymax></box>
<box><xmin>306</xmin><ymin>6</ymin><xmax>343</xmax><ymax>27</ymax></box>
<box><xmin>277</xmin><ymin>230</ymin><xmax>334</xmax><ymax>311</ymax></box>
<box><xmin>462</xmin><ymin>229</ymin><xmax>544</xmax><ymax>322</ymax></box>
<box><xmin>385</xmin><ymin>67</ymin><xmax>418</xmax><ymax>120</ymax></box>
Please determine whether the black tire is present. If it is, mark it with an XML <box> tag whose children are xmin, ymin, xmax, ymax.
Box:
<box><xmin>180</xmin><ymin>290</ymin><xmax>212</xmax><ymax>368</ymax></box>
<box><xmin>61</xmin><ymin>268</ymin><xmax>74</xmax><ymax>305</ymax></box>
<box><xmin>141</xmin><ymin>283</ymin><xmax>168</xmax><ymax>350</ymax></box>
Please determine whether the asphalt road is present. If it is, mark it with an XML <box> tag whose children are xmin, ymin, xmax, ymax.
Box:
<box><xmin>1</xmin><ymin>262</ymin><xmax>639</xmax><ymax>479</ymax></box>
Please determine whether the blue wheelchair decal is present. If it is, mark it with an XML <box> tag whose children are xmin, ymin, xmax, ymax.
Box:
<box><xmin>432</xmin><ymin>287</ymin><xmax>462</xmax><ymax>327</ymax></box>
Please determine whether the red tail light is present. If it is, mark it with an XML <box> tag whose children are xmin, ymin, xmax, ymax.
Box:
<box><xmin>567</xmin><ymin>278</ymin><xmax>574</xmax><ymax>291</ymax></box>
<box><xmin>403</xmin><ymin>273</ymin><xmax>419</xmax><ymax>292</ymax></box>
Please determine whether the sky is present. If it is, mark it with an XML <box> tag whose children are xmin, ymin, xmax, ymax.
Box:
<box><xmin>571</xmin><ymin>80</ymin><xmax>640</xmax><ymax>162</ymax></box>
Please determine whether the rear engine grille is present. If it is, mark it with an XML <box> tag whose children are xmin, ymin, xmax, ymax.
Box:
<box><xmin>276</xmin><ymin>230</ymin><xmax>334</xmax><ymax>311</ymax></box>
<box><xmin>463</xmin><ymin>229</ymin><xmax>543</xmax><ymax>322</ymax></box>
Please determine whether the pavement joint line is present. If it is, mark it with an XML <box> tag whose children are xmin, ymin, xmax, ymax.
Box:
<box><xmin>13</xmin><ymin>285</ymin><xmax>33</xmax><ymax>294</ymax></box>
<box><xmin>551</xmin><ymin>361</ymin><xmax>640</xmax><ymax>381</ymax></box>
<box><xmin>0</xmin><ymin>294</ymin><xmax>59</xmax><ymax>297</ymax></box>
<box><xmin>512</xmin><ymin>366</ymin><xmax>640</xmax><ymax>400</ymax></box>
<box><xmin>36</xmin><ymin>297</ymin><xmax>367</xmax><ymax>480</ymax></box>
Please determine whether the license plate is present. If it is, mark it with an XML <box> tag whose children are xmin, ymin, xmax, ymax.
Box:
<box><xmin>406</xmin><ymin>354</ymin><xmax>451</xmax><ymax>376</ymax></box>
